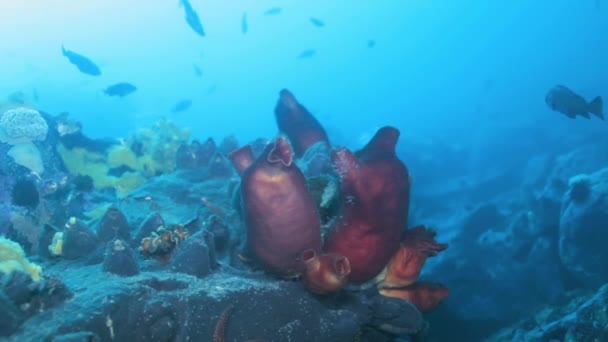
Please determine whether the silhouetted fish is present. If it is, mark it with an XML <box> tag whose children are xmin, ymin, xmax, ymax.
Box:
<box><xmin>103</xmin><ymin>82</ymin><xmax>137</xmax><ymax>97</ymax></box>
<box><xmin>207</xmin><ymin>85</ymin><xmax>217</xmax><ymax>94</ymax></box>
<box><xmin>241</xmin><ymin>12</ymin><xmax>248</xmax><ymax>34</ymax></box>
<box><xmin>180</xmin><ymin>0</ymin><xmax>205</xmax><ymax>37</ymax></box>
<box><xmin>193</xmin><ymin>64</ymin><xmax>203</xmax><ymax>77</ymax></box>
<box><xmin>61</xmin><ymin>45</ymin><xmax>101</xmax><ymax>76</ymax></box>
<box><xmin>367</xmin><ymin>39</ymin><xmax>376</xmax><ymax>48</ymax></box>
<box><xmin>596</xmin><ymin>0</ymin><xmax>601</xmax><ymax>10</ymax></box>
<box><xmin>545</xmin><ymin>85</ymin><xmax>603</xmax><ymax>120</ymax></box>
<box><xmin>172</xmin><ymin>99</ymin><xmax>192</xmax><ymax>113</ymax></box>
<box><xmin>264</xmin><ymin>7</ymin><xmax>282</xmax><ymax>15</ymax></box>
<box><xmin>297</xmin><ymin>49</ymin><xmax>316</xmax><ymax>59</ymax></box>
<box><xmin>32</xmin><ymin>89</ymin><xmax>39</xmax><ymax>102</ymax></box>
<box><xmin>309</xmin><ymin>17</ymin><xmax>325</xmax><ymax>27</ymax></box>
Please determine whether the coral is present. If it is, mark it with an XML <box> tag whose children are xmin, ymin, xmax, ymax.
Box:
<box><xmin>7</xmin><ymin>142</ymin><xmax>44</xmax><ymax>174</ymax></box>
<box><xmin>213</xmin><ymin>305</ymin><xmax>234</xmax><ymax>342</ymax></box>
<box><xmin>0</xmin><ymin>236</ymin><xmax>42</xmax><ymax>281</ymax></box>
<box><xmin>48</xmin><ymin>232</ymin><xmax>64</xmax><ymax>256</ymax></box>
<box><xmin>57</xmin><ymin>119</ymin><xmax>190</xmax><ymax>196</ymax></box>
<box><xmin>128</xmin><ymin>119</ymin><xmax>191</xmax><ymax>175</ymax></box>
<box><xmin>230</xmin><ymin>137</ymin><xmax>323</xmax><ymax>278</ymax></box>
<box><xmin>275</xmin><ymin>89</ymin><xmax>330</xmax><ymax>158</ymax></box>
<box><xmin>379</xmin><ymin>282</ymin><xmax>450</xmax><ymax>313</ymax></box>
<box><xmin>72</xmin><ymin>174</ymin><xmax>94</xmax><ymax>192</ymax></box>
<box><xmin>9</xmin><ymin>212</ymin><xmax>41</xmax><ymax>254</ymax></box>
<box><xmin>139</xmin><ymin>225</ymin><xmax>188</xmax><ymax>264</ymax></box>
<box><xmin>301</xmin><ymin>249</ymin><xmax>351</xmax><ymax>295</ymax></box>
<box><xmin>57</xmin><ymin>144</ymin><xmax>146</xmax><ymax>197</ymax></box>
<box><xmin>324</xmin><ymin>127</ymin><xmax>411</xmax><ymax>283</ymax></box>
<box><xmin>568</xmin><ymin>173</ymin><xmax>591</xmax><ymax>203</ymax></box>
<box><xmin>0</xmin><ymin>107</ymin><xmax>48</xmax><ymax>144</ymax></box>
<box><xmin>57</xmin><ymin>144</ymin><xmax>109</xmax><ymax>187</ymax></box>
<box><xmin>10</xmin><ymin>178</ymin><xmax>40</xmax><ymax>208</ymax></box>
<box><xmin>379</xmin><ymin>225</ymin><xmax>448</xmax><ymax>289</ymax></box>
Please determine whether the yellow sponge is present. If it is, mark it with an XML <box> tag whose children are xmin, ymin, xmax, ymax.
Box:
<box><xmin>0</xmin><ymin>237</ymin><xmax>43</xmax><ymax>281</ymax></box>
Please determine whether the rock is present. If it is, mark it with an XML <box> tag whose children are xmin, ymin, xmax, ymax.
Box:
<box><xmin>0</xmin><ymin>271</ymin><xmax>72</xmax><ymax>337</ymax></box>
<box><xmin>102</xmin><ymin>239</ymin><xmax>140</xmax><ymax>277</ymax></box>
<box><xmin>62</xmin><ymin>218</ymin><xmax>98</xmax><ymax>260</ymax></box>
<box><xmin>296</xmin><ymin>141</ymin><xmax>333</xmax><ymax>178</ymax></box>
<box><xmin>175</xmin><ymin>138</ymin><xmax>217</xmax><ymax>169</ymax></box>
<box><xmin>0</xmin><ymin>291</ymin><xmax>24</xmax><ymax>337</ymax></box>
<box><xmin>1</xmin><ymin>264</ymin><xmax>417</xmax><ymax>342</ymax></box>
<box><xmin>37</xmin><ymin>224</ymin><xmax>60</xmax><ymax>259</ymax></box>
<box><xmin>367</xmin><ymin>293</ymin><xmax>424</xmax><ymax>335</ymax></box>
<box><xmin>486</xmin><ymin>283</ymin><xmax>608</xmax><ymax>342</ymax></box>
<box><xmin>209</xmin><ymin>153</ymin><xmax>233</xmax><ymax>178</ymax></box>
<box><xmin>97</xmin><ymin>206</ymin><xmax>130</xmax><ymax>243</ymax></box>
<box><xmin>424</xmin><ymin>205</ymin><xmax>564</xmax><ymax>327</ymax></box>
<box><xmin>559</xmin><ymin>167</ymin><xmax>608</xmax><ymax>288</ymax></box>
<box><xmin>118</xmin><ymin>169</ymin><xmax>233</xmax><ymax>227</ymax></box>
<box><xmin>51</xmin><ymin>332</ymin><xmax>101</xmax><ymax>342</ymax></box>
<box><xmin>170</xmin><ymin>230</ymin><xmax>216</xmax><ymax>278</ymax></box>
<box><xmin>204</xmin><ymin>215</ymin><xmax>229</xmax><ymax>254</ymax></box>
<box><xmin>218</xmin><ymin>134</ymin><xmax>239</xmax><ymax>156</ymax></box>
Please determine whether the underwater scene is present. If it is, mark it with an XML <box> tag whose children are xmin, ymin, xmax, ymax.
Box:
<box><xmin>0</xmin><ymin>1</ymin><xmax>607</xmax><ymax>341</ymax></box>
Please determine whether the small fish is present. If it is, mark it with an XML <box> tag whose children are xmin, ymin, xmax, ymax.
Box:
<box><xmin>61</xmin><ymin>45</ymin><xmax>101</xmax><ymax>76</ymax></box>
<box><xmin>241</xmin><ymin>12</ymin><xmax>248</xmax><ymax>34</ymax></box>
<box><xmin>596</xmin><ymin>0</ymin><xmax>601</xmax><ymax>10</ymax></box>
<box><xmin>172</xmin><ymin>99</ymin><xmax>192</xmax><ymax>113</ymax></box>
<box><xmin>367</xmin><ymin>39</ymin><xmax>376</xmax><ymax>48</ymax></box>
<box><xmin>103</xmin><ymin>82</ymin><xmax>137</xmax><ymax>97</ymax></box>
<box><xmin>309</xmin><ymin>17</ymin><xmax>325</xmax><ymax>27</ymax></box>
<box><xmin>193</xmin><ymin>64</ymin><xmax>203</xmax><ymax>77</ymax></box>
<box><xmin>180</xmin><ymin>0</ymin><xmax>205</xmax><ymax>37</ymax></box>
<box><xmin>264</xmin><ymin>7</ymin><xmax>282</xmax><ymax>15</ymax></box>
<box><xmin>207</xmin><ymin>85</ymin><xmax>217</xmax><ymax>94</ymax></box>
<box><xmin>297</xmin><ymin>49</ymin><xmax>316</xmax><ymax>59</ymax></box>
<box><xmin>545</xmin><ymin>85</ymin><xmax>603</xmax><ymax>120</ymax></box>
<box><xmin>32</xmin><ymin>88</ymin><xmax>39</xmax><ymax>102</ymax></box>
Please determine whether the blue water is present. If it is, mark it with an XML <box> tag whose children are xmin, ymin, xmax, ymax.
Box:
<box><xmin>2</xmin><ymin>1</ymin><xmax>605</xmax><ymax>148</ymax></box>
<box><xmin>2</xmin><ymin>2</ymin><xmax>608</xmax><ymax>340</ymax></box>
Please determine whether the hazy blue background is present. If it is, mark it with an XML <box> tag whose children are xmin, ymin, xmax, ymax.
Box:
<box><xmin>1</xmin><ymin>0</ymin><xmax>606</xmax><ymax>152</ymax></box>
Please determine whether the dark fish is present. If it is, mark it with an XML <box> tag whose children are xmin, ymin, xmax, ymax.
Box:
<box><xmin>32</xmin><ymin>89</ymin><xmax>39</xmax><ymax>102</ymax></box>
<box><xmin>596</xmin><ymin>0</ymin><xmax>601</xmax><ymax>10</ymax></box>
<box><xmin>309</xmin><ymin>17</ymin><xmax>325</xmax><ymax>27</ymax></box>
<box><xmin>61</xmin><ymin>45</ymin><xmax>101</xmax><ymax>76</ymax></box>
<box><xmin>193</xmin><ymin>64</ymin><xmax>203</xmax><ymax>77</ymax></box>
<box><xmin>241</xmin><ymin>12</ymin><xmax>248</xmax><ymax>34</ymax></box>
<box><xmin>103</xmin><ymin>82</ymin><xmax>137</xmax><ymax>97</ymax></box>
<box><xmin>264</xmin><ymin>7</ymin><xmax>282</xmax><ymax>15</ymax></box>
<box><xmin>545</xmin><ymin>85</ymin><xmax>603</xmax><ymax>120</ymax></box>
<box><xmin>180</xmin><ymin>0</ymin><xmax>205</xmax><ymax>37</ymax></box>
<box><xmin>207</xmin><ymin>85</ymin><xmax>217</xmax><ymax>94</ymax></box>
<box><xmin>172</xmin><ymin>99</ymin><xmax>192</xmax><ymax>113</ymax></box>
<box><xmin>367</xmin><ymin>39</ymin><xmax>376</xmax><ymax>48</ymax></box>
<box><xmin>297</xmin><ymin>49</ymin><xmax>316</xmax><ymax>59</ymax></box>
